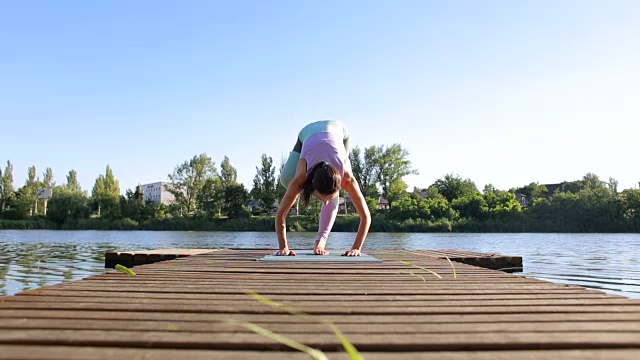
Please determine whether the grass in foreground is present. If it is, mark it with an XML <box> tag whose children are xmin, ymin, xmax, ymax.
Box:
<box><xmin>245</xmin><ymin>290</ymin><xmax>363</xmax><ymax>360</ymax></box>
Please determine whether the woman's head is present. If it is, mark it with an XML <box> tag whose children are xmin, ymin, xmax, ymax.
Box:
<box><xmin>301</xmin><ymin>161</ymin><xmax>341</xmax><ymax>206</ymax></box>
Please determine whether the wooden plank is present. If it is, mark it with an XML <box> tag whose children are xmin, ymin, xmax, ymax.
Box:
<box><xmin>61</xmin><ymin>278</ymin><xmax>568</xmax><ymax>286</ymax></box>
<box><xmin>2</xmin><ymin>318</ymin><xmax>640</xmax><ymax>334</ymax></box>
<box><xmin>362</xmin><ymin>349</ymin><xmax>640</xmax><ymax>360</ymax></box>
<box><xmin>1</xmin><ymin>329</ymin><xmax>640</xmax><ymax>351</ymax></box>
<box><xmin>4</xmin><ymin>309</ymin><xmax>640</xmax><ymax>324</ymax></box>
<box><xmin>30</xmin><ymin>284</ymin><xmax>610</xmax><ymax>296</ymax></box>
<box><xmin>0</xmin><ymin>345</ymin><xmax>321</xmax><ymax>360</ymax></box>
<box><xmin>97</xmin><ymin>272</ymin><xmax>519</xmax><ymax>279</ymax></box>
<box><xmin>395</xmin><ymin>249</ymin><xmax>523</xmax><ymax>271</ymax></box>
<box><xmin>15</xmin><ymin>289</ymin><xmax>618</xmax><ymax>300</ymax></box>
<box><xmin>2</xmin><ymin>301</ymin><xmax>640</xmax><ymax>315</ymax></box>
<box><xmin>6</xmin><ymin>295</ymin><xmax>638</xmax><ymax>307</ymax></box>
<box><xmin>105</xmin><ymin>249</ymin><xmax>218</xmax><ymax>268</ymax></box>
<box><xmin>4</xmin><ymin>281</ymin><xmax>588</xmax><ymax>291</ymax></box>
<box><xmin>99</xmin><ymin>271</ymin><xmax>515</xmax><ymax>278</ymax></box>
<box><xmin>2</xmin><ymin>345</ymin><xmax>636</xmax><ymax>360</ymax></box>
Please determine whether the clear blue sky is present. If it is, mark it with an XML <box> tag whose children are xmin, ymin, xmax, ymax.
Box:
<box><xmin>1</xmin><ymin>0</ymin><xmax>638</xmax><ymax>194</ymax></box>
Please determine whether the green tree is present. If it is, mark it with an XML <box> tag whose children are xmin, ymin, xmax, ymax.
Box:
<box><xmin>219</xmin><ymin>156</ymin><xmax>239</xmax><ymax>216</ymax></box>
<box><xmin>529</xmin><ymin>190</ymin><xmax>588</xmax><ymax>230</ymax></box>
<box><xmin>451</xmin><ymin>193</ymin><xmax>488</xmax><ymax>220</ymax></box>
<box><xmin>422</xmin><ymin>185</ymin><xmax>444</xmax><ymax>200</ymax></box>
<box><xmin>64</xmin><ymin>170</ymin><xmax>82</xmax><ymax>193</ymax></box>
<box><xmin>39</xmin><ymin>167</ymin><xmax>55</xmax><ymax>216</ymax></box>
<box><xmin>10</xmin><ymin>187</ymin><xmax>31</xmax><ymax>219</ymax></box>
<box><xmin>423</xmin><ymin>197</ymin><xmax>454</xmax><ymax>220</ymax></box>
<box><xmin>91</xmin><ymin>165</ymin><xmax>121</xmax><ymax>218</ymax></box>
<box><xmin>23</xmin><ymin>166</ymin><xmax>39</xmax><ymax>216</ymax></box>
<box><xmin>120</xmin><ymin>188</ymin><xmax>137</xmax><ymax>220</ymax></box>
<box><xmin>386</xmin><ymin>179</ymin><xmax>409</xmax><ymax>210</ymax></box>
<box><xmin>483</xmin><ymin>184</ymin><xmax>496</xmax><ymax>195</ymax></box>
<box><xmin>559</xmin><ymin>173</ymin><xmax>607</xmax><ymax>195</ymax></box>
<box><xmin>120</xmin><ymin>185</ymin><xmax>154</xmax><ymax>222</ymax></box>
<box><xmin>364</xmin><ymin>196</ymin><xmax>378</xmax><ymax>215</ymax></box>
<box><xmin>250</xmin><ymin>153</ymin><xmax>277</xmax><ymax>214</ymax></box>
<box><xmin>223</xmin><ymin>183</ymin><xmax>250</xmax><ymax>218</ymax></box>
<box><xmin>166</xmin><ymin>153</ymin><xmax>218</xmax><ymax>217</ymax></box>
<box><xmin>390</xmin><ymin>193</ymin><xmax>431</xmax><ymax>221</ymax></box>
<box><xmin>275</xmin><ymin>155</ymin><xmax>288</xmax><ymax>202</ymax></box>
<box><xmin>43</xmin><ymin>167</ymin><xmax>54</xmax><ymax>188</ymax></box>
<box><xmin>375</xmin><ymin>144</ymin><xmax>418</xmax><ymax>210</ymax></box>
<box><xmin>515</xmin><ymin>182</ymin><xmax>549</xmax><ymax>201</ymax></box>
<box><xmin>559</xmin><ymin>181</ymin><xmax>581</xmax><ymax>194</ymax></box>
<box><xmin>220</xmin><ymin>156</ymin><xmax>237</xmax><ymax>188</ymax></box>
<box><xmin>621</xmin><ymin>189</ymin><xmax>640</xmax><ymax>218</ymax></box>
<box><xmin>8</xmin><ymin>166</ymin><xmax>41</xmax><ymax>218</ymax></box>
<box><xmin>46</xmin><ymin>191</ymin><xmax>90</xmax><ymax>226</ymax></box>
<box><xmin>0</xmin><ymin>160</ymin><xmax>15</xmax><ymax>212</ymax></box>
<box><xmin>432</xmin><ymin>173</ymin><xmax>479</xmax><ymax>203</ymax></box>
<box><xmin>484</xmin><ymin>190</ymin><xmax>522</xmax><ymax>217</ymax></box>
<box><xmin>582</xmin><ymin>172</ymin><xmax>606</xmax><ymax>190</ymax></box>
<box><xmin>349</xmin><ymin>146</ymin><xmax>380</xmax><ymax>198</ymax></box>
<box><xmin>608</xmin><ymin>177</ymin><xmax>619</xmax><ymax>196</ymax></box>
<box><xmin>577</xmin><ymin>185</ymin><xmax>621</xmax><ymax>226</ymax></box>
<box><xmin>197</xmin><ymin>177</ymin><xmax>224</xmax><ymax>218</ymax></box>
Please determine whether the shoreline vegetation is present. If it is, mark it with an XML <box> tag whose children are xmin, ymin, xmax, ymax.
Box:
<box><xmin>2</xmin><ymin>213</ymin><xmax>640</xmax><ymax>233</ymax></box>
<box><xmin>2</xmin><ymin>146</ymin><xmax>640</xmax><ymax>234</ymax></box>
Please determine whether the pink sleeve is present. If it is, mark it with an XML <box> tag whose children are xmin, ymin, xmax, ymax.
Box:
<box><xmin>316</xmin><ymin>197</ymin><xmax>339</xmax><ymax>243</ymax></box>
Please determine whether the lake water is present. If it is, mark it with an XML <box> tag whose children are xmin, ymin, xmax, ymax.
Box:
<box><xmin>1</xmin><ymin>230</ymin><xmax>639</xmax><ymax>299</ymax></box>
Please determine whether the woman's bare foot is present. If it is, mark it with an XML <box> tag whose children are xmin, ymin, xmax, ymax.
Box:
<box><xmin>314</xmin><ymin>239</ymin><xmax>328</xmax><ymax>255</ymax></box>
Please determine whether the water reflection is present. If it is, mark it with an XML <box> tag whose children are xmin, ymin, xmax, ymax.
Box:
<box><xmin>0</xmin><ymin>230</ymin><xmax>639</xmax><ymax>299</ymax></box>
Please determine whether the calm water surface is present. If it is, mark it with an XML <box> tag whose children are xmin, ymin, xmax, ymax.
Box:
<box><xmin>1</xmin><ymin>230</ymin><xmax>639</xmax><ymax>298</ymax></box>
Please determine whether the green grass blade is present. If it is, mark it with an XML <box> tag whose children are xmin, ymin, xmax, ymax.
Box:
<box><xmin>407</xmin><ymin>271</ymin><xmax>426</xmax><ymax>281</ymax></box>
<box><xmin>232</xmin><ymin>320</ymin><xmax>328</xmax><ymax>360</ymax></box>
<box><xmin>323</xmin><ymin>321</ymin><xmax>364</xmax><ymax>360</ymax></box>
<box><xmin>115</xmin><ymin>264</ymin><xmax>136</xmax><ymax>275</ymax></box>
<box><xmin>400</xmin><ymin>260</ymin><xmax>442</xmax><ymax>279</ymax></box>
<box><xmin>402</xmin><ymin>251</ymin><xmax>458</xmax><ymax>279</ymax></box>
<box><xmin>443</xmin><ymin>256</ymin><xmax>457</xmax><ymax>279</ymax></box>
<box><xmin>245</xmin><ymin>290</ymin><xmax>306</xmax><ymax>316</ymax></box>
<box><xmin>245</xmin><ymin>290</ymin><xmax>363</xmax><ymax>360</ymax></box>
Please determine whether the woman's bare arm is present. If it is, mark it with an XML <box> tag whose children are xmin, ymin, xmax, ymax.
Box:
<box><xmin>342</xmin><ymin>172</ymin><xmax>371</xmax><ymax>256</ymax></box>
<box><xmin>275</xmin><ymin>159</ymin><xmax>307</xmax><ymax>255</ymax></box>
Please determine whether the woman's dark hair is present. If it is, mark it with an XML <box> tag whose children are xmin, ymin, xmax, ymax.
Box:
<box><xmin>300</xmin><ymin>161</ymin><xmax>341</xmax><ymax>206</ymax></box>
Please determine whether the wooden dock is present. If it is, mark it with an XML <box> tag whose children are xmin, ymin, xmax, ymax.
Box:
<box><xmin>1</xmin><ymin>249</ymin><xmax>640</xmax><ymax>359</ymax></box>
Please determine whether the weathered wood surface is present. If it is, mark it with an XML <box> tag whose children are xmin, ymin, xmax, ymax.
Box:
<box><xmin>410</xmin><ymin>249</ymin><xmax>523</xmax><ymax>271</ymax></box>
<box><xmin>104</xmin><ymin>248</ymin><xmax>218</xmax><ymax>268</ymax></box>
<box><xmin>1</xmin><ymin>346</ymin><xmax>638</xmax><ymax>360</ymax></box>
<box><xmin>2</xmin><ymin>249</ymin><xmax>639</xmax><ymax>359</ymax></box>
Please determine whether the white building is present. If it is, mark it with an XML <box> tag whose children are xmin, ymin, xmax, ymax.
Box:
<box><xmin>140</xmin><ymin>182</ymin><xmax>176</xmax><ymax>205</ymax></box>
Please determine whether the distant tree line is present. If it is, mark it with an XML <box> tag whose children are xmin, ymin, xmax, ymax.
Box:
<box><xmin>386</xmin><ymin>172</ymin><xmax>640</xmax><ymax>232</ymax></box>
<box><xmin>1</xmin><ymin>146</ymin><xmax>640</xmax><ymax>232</ymax></box>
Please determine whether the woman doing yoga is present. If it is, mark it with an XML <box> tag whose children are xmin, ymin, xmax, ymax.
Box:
<box><xmin>275</xmin><ymin>120</ymin><xmax>371</xmax><ymax>256</ymax></box>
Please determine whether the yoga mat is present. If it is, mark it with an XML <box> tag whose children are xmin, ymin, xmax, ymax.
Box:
<box><xmin>257</xmin><ymin>250</ymin><xmax>382</xmax><ymax>262</ymax></box>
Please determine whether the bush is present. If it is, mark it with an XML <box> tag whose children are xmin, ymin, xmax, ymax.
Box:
<box><xmin>0</xmin><ymin>218</ymin><xmax>52</xmax><ymax>229</ymax></box>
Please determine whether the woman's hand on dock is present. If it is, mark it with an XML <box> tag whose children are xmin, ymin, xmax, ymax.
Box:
<box><xmin>275</xmin><ymin>248</ymin><xmax>296</xmax><ymax>256</ymax></box>
<box><xmin>342</xmin><ymin>249</ymin><xmax>361</xmax><ymax>257</ymax></box>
